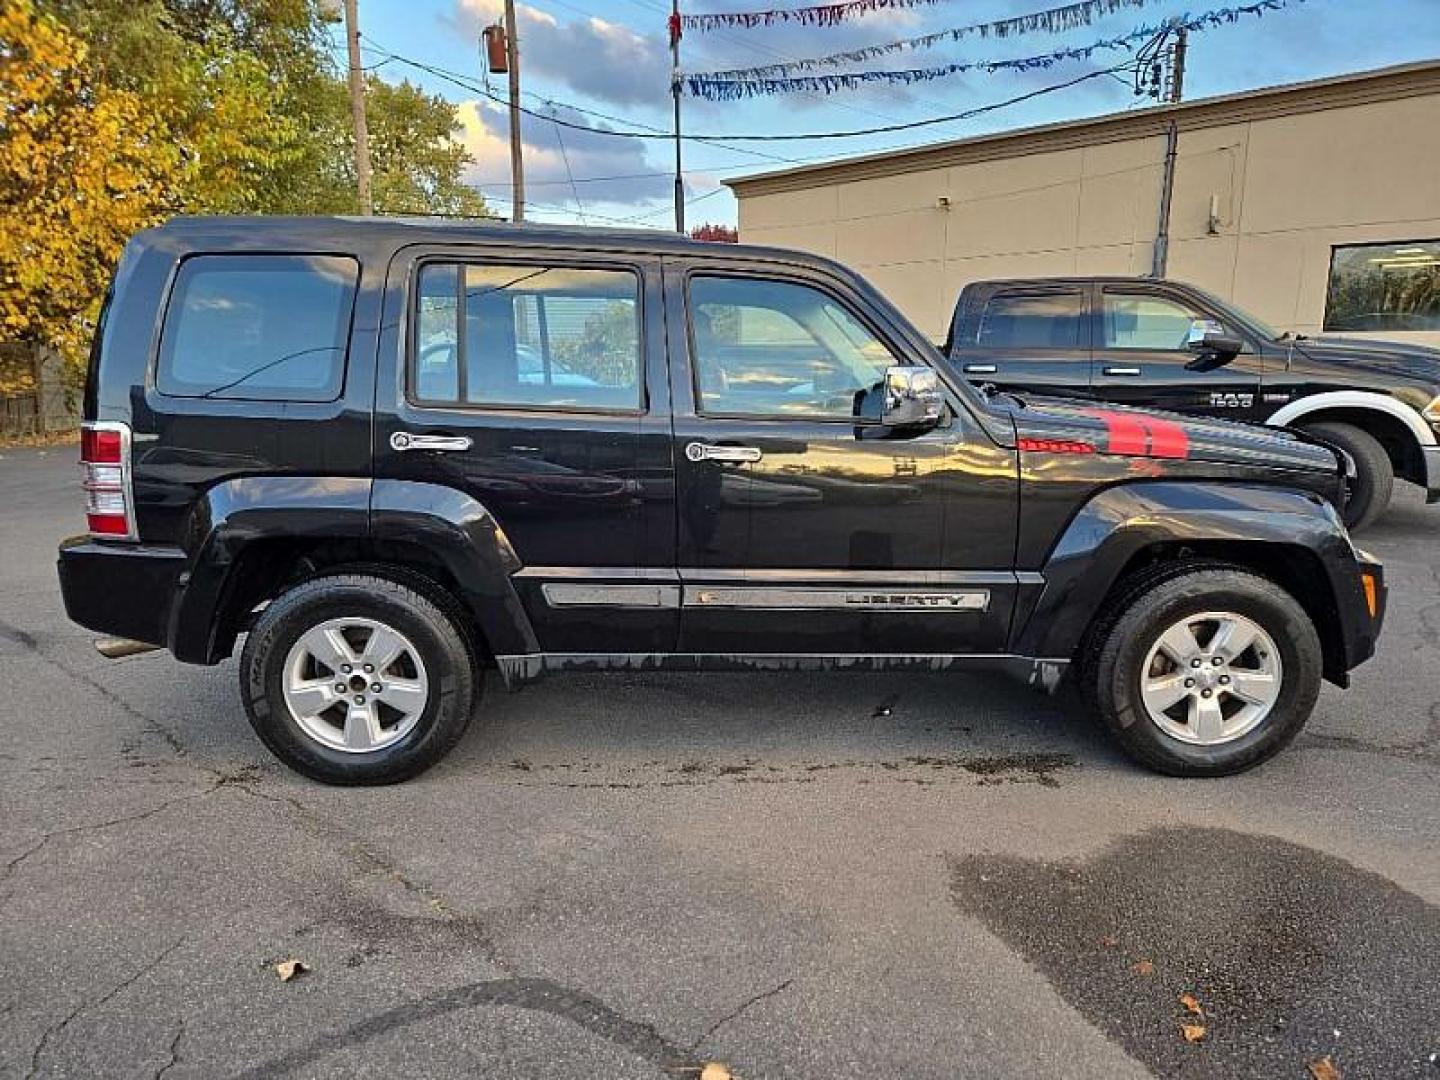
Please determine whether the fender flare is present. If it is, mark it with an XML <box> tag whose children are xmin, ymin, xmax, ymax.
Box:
<box><xmin>168</xmin><ymin>476</ymin><xmax>538</xmax><ymax>664</ymax></box>
<box><xmin>368</xmin><ymin>478</ymin><xmax>538</xmax><ymax>658</ymax></box>
<box><xmin>1011</xmin><ymin>481</ymin><xmax>1370</xmax><ymax>674</ymax></box>
<box><xmin>1267</xmin><ymin>390</ymin><xmax>1435</xmax><ymax>447</ymax></box>
<box><xmin>168</xmin><ymin>476</ymin><xmax>372</xmax><ymax>663</ymax></box>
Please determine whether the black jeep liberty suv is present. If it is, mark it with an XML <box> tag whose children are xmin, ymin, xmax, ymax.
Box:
<box><xmin>58</xmin><ymin>217</ymin><xmax>1387</xmax><ymax>784</ymax></box>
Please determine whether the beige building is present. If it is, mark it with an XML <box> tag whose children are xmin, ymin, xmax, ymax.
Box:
<box><xmin>726</xmin><ymin>60</ymin><xmax>1440</xmax><ymax>347</ymax></box>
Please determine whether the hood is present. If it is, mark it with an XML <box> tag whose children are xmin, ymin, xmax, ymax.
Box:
<box><xmin>1004</xmin><ymin>395</ymin><xmax>1342</xmax><ymax>474</ymax></box>
<box><xmin>1287</xmin><ymin>336</ymin><xmax>1440</xmax><ymax>387</ymax></box>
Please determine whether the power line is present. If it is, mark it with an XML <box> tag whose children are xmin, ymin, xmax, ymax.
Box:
<box><xmin>368</xmin><ymin>43</ymin><xmax>1136</xmax><ymax>143</ymax></box>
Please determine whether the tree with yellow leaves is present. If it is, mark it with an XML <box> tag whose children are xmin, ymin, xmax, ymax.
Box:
<box><xmin>0</xmin><ymin>0</ymin><xmax>181</xmax><ymax>376</ymax></box>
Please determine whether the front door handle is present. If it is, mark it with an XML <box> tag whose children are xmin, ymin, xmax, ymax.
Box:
<box><xmin>390</xmin><ymin>431</ymin><xmax>473</xmax><ymax>452</ymax></box>
<box><xmin>685</xmin><ymin>442</ymin><xmax>762</xmax><ymax>464</ymax></box>
<box><xmin>1102</xmin><ymin>366</ymin><xmax>1142</xmax><ymax>377</ymax></box>
<box><xmin>963</xmin><ymin>363</ymin><xmax>998</xmax><ymax>375</ymax></box>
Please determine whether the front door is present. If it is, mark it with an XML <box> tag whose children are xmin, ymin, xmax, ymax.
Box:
<box><xmin>1089</xmin><ymin>286</ymin><xmax>1264</xmax><ymax>420</ymax></box>
<box><xmin>374</xmin><ymin>246</ymin><xmax>676</xmax><ymax>654</ymax></box>
<box><xmin>664</xmin><ymin>260</ymin><xmax>1018</xmax><ymax>656</ymax></box>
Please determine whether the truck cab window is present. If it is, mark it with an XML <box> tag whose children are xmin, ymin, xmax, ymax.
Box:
<box><xmin>1103</xmin><ymin>293</ymin><xmax>1214</xmax><ymax>351</ymax></box>
<box><xmin>976</xmin><ymin>291</ymin><xmax>1084</xmax><ymax>349</ymax></box>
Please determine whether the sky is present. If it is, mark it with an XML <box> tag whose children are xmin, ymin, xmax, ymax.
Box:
<box><xmin>343</xmin><ymin>0</ymin><xmax>1440</xmax><ymax>229</ymax></box>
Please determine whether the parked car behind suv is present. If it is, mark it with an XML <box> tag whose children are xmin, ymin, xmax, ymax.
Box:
<box><xmin>945</xmin><ymin>276</ymin><xmax>1440</xmax><ymax>529</ymax></box>
<box><xmin>59</xmin><ymin>218</ymin><xmax>1386</xmax><ymax>784</ymax></box>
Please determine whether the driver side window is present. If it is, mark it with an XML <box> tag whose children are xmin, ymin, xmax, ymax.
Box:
<box><xmin>1103</xmin><ymin>293</ymin><xmax>1215</xmax><ymax>351</ymax></box>
<box><xmin>688</xmin><ymin>276</ymin><xmax>898</xmax><ymax>419</ymax></box>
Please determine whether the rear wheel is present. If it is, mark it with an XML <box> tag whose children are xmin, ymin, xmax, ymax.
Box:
<box><xmin>240</xmin><ymin>573</ymin><xmax>477</xmax><ymax>785</ymax></box>
<box><xmin>1086</xmin><ymin>568</ymin><xmax>1322</xmax><ymax>776</ymax></box>
<box><xmin>1300</xmin><ymin>420</ymin><xmax>1393</xmax><ymax>531</ymax></box>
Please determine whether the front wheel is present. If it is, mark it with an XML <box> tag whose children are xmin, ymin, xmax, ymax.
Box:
<box><xmin>240</xmin><ymin>573</ymin><xmax>478</xmax><ymax>785</ymax></box>
<box><xmin>1299</xmin><ymin>420</ymin><xmax>1393</xmax><ymax>531</ymax></box>
<box><xmin>1087</xmin><ymin>568</ymin><xmax>1322</xmax><ymax>776</ymax></box>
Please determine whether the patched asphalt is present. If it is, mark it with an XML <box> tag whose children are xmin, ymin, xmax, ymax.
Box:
<box><xmin>2</xmin><ymin>443</ymin><xmax>1438</xmax><ymax>1079</ymax></box>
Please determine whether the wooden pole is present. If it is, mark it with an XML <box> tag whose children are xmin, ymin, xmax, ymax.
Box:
<box><xmin>342</xmin><ymin>0</ymin><xmax>373</xmax><ymax>215</ymax></box>
<box><xmin>504</xmin><ymin>0</ymin><xmax>525</xmax><ymax>222</ymax></box>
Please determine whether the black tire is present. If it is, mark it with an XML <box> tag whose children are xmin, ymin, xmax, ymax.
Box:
<box><xmin>240</xmin><ymin>573</ymin><xmax>477</xmax><ymax>785</ymax></box>
<box><xmin>1300</xmin><ymin>420</ymin><xmax>1393</xmax><ymax>531</ymax></box>
<box><xmin>1086</xmin><ymin>567</ymin><xmax>1322</xmax><ymax>777</ymax></box>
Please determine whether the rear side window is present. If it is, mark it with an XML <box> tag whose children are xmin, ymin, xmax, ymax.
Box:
<box><xmin>411</xmin><ymin>262</ymin><xmax>642</xmax><ymax>412</ymax></box>
<box><xmin>976</xmin><ymin>290</ymin><xmax>1084</xmax><ymax>349</ymax></box>
<box><xmin>157</xmin><ymin>255</ymin><xmax>359</xmax><ymax>401</ymax></box>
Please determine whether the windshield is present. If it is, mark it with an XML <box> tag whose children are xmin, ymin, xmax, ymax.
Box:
<box><xmin>1184</xmin><ymin>284</ymin><xmax>1285</xmax><ymax>341</ymax></box>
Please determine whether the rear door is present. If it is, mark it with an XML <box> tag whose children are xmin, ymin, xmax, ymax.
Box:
<box><xmin>1090</xmin><ymin>285</ymin><xmax>1264</xmax><ymax>420</ymax></box>
<box><xmin>374</xmin><ymin>244</ymin><xmax>676</xmax><ymax>654</ymax></box>
<box><xmin>953</xmin><ymin>284</ymin><xmax>1093</xmax><ymax>397</ymax></box>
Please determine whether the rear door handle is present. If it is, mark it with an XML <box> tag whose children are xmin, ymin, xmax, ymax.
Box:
<box><xmin>390</xmin><ymin>432</ymin><xmax>473</xmax><ymax>452</ymax></box>
<box><xmin>685</xmin><ymin>442</ymin><xmax>762</xmax><ymax>464</ymax></box>
<box><xmin>1102</xmin><ymin>366</ymin><xmax>1142</xmax><ymax>377</ymax></box>
<box><xmin>963</xmin><ymin>363</ymin><xmax>998</xmax><ymax>375</ymax></box>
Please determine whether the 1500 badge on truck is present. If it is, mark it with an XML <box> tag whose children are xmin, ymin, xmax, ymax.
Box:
<box><xmin>58</xmin><ymin>218</ymin><xmax>1386</xmax><ymax>783</ymax></box>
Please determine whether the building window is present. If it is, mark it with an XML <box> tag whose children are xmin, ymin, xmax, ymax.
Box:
<box><xmin>976</xmin><ymin>290</ymin><xmax>1085</xmax><ymax>349</ymax></box>
<box><xmin>412</xmin><ymin>263</ymin><xmax>642</xmax><ymax>411</ymax></box>
<box><xmin>1324</xmin><ymin>240</ymin><xmax>1440</xmax><ymax>332</ymax></box>
<box><xmin>158</xmin><ymin>255</ymin><xmax>358</xmax><ymax>401</ymax></box>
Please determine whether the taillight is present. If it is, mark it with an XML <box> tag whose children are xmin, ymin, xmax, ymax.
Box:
<box><xmin>80</xmin><ymin>421</ymin><xmax>135</xmax><ymax>539</ymax></box>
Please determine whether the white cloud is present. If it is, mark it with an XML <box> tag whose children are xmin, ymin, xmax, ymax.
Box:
<box><xmin>457</xmin><ymin>98</ymin><xmax>708</xmax><ymax>213</ymax></box>
<box><xmin>455</xmin><ymin>0</ymin><xmax>672</xmax><ymax>107</ymax></box>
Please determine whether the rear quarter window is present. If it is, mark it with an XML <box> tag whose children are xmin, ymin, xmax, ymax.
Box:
<box><xmin>156</xmin><ymin>254</ymin><xmax>359</xmax><ymax>401</ymax></box>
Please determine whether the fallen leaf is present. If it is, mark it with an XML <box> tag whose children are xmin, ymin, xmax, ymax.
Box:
<box><xmin>1180</xmin><ymin>992</ymin><xmax>1205</xmax><ymax>1017</ymax></box>
<box><xmin>1180</xmin><ymin>1023</ymin><xmax>1206</xmax><ymax>1043</ymax></box>
<box><xmin>274</xmin><ymin>959</ymin><xmax>309</xmax><ymax>982</ymax></box>
<box><xmin>1099</xmin><ymin>935</ymin><xmax>1119</xmax><ymax>949</ymax></box>
<box><xmin>700</xmin><ymin>1064</ymin><xmax>734</xmax><ymax>1080</ymax></box>
<box><xmin>1131</xmin><ymin>959</ymin><xmax>1155</xmax><ymax>976</ymax></box>
<box><xmin>1308</xmin><ymin>1056</ymin><xmax>1341</xmax><ymax>1080</ymax></box>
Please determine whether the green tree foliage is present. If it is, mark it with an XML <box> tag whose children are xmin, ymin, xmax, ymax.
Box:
<box><xmin>10</xmin><ymin>0</ymin><xmax>489</xmax><ymax>372</ymax></box>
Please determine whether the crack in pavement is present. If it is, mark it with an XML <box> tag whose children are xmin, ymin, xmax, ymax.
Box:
<box><xmin>0</xmin><ymin>617</ymin><xmax>188</xmax><ymax>759</ymax></box>
<box><xmin>154</xmin><ymin>1020</ymin><xmax>185</xmax><ymax>1080</ymax></box>
<box><xmin>1</xmin><ymin>784</ymin><xmax>223</xmax><ymax>902</ymax></box>
<box><xmin>26</xmin><ymin>939</ymin><xmax>183</xmax><ymax>1080</ymax></box>
<box><xmin>690</xmin><ymin>978</ymin><xmax>793</xmax><ymax>1054</ymax></box>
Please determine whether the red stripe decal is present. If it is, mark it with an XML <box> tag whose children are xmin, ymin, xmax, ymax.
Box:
<box><xmin>1089</xmin><ymin>410</ymin><xmax>1149</xmax><ymax>455</ymax></box>
<box><xmin>1143</xmin><ymin>417</ymin><xmax>1190</xmax><ymax>459</ymax></box>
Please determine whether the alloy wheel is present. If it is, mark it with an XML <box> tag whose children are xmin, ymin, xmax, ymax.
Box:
<box><xmin>281</xmin><ymin>616</ymin><xmax>429</xmax><ymax>753</ymax></box>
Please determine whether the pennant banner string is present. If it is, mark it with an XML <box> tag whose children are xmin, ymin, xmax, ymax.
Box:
<box><xmin>684</xmin><ymin>0</ymin><xmax>1147</xmax><ymax>35</ymax></box>
<box><xmin>683</xmin><ymin>0</ymin><xmax>1304</xmax><ymax>100</ymax></box>
<box><xmin>699</xmin><ymin>0</ymin><xmax>1164</xmax><ymax>78</ymax></box>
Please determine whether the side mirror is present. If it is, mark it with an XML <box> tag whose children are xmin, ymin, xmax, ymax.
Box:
<box><xmin>1186</xmin><ymin>318</ymin><xmax>1243</xmax><ymax>357</ymax></box>
<box><xmin>881</xmin><ymin>365</ymin><xmax>944</xmax><ymax>429</ymax></box>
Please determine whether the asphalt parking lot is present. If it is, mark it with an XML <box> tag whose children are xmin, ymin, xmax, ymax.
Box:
<box><xmin>2</xmin><ymin>444</ymin><xmax>1438</xmax><ymax>1079</ymax></box>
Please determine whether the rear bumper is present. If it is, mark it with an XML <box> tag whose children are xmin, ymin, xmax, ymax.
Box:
<box><xmin>1423</xmin><ymin>445</ymin><xmax>1440</xmax><ymax>503</ymax></box>
<box><xmin>57</xmin><ymin>537</ymin><xmax>185</xmax><ymax>649</ymax></box>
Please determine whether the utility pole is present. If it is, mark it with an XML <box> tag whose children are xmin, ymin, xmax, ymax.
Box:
<box><xmin>1169</xmin><ymin>26</ymin><xmax>1187</xmax><ymax>104</ymax></box>
<box><xmin>1151</xmin><ymin>24</ymin><xmax>1187</xmax><ymax>277</ymax></box>
<box><xmin>670</xmin><ymin>0</ymin><xmax>684</xmax><ymax>233</ymax></box>
<box><xmin>504</xmin><ymin>0</ymin><xmax>525</xmax><ymax>223</ymax></box>
<box><xmin>341</xmin><ymin>0</ymin><xmax>373</xmax><ymax>215</ymax></box>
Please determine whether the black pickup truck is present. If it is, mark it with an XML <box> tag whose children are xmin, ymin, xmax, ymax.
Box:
<box><xmin>58</xmin><ymin>218</ymin><xmax>1385</xmax><ymax>784</ymax></box>
<box><xmin>946</xmin><ymin>276</ymin><xmax>1440</xmax><ymax>528</ymax></box>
